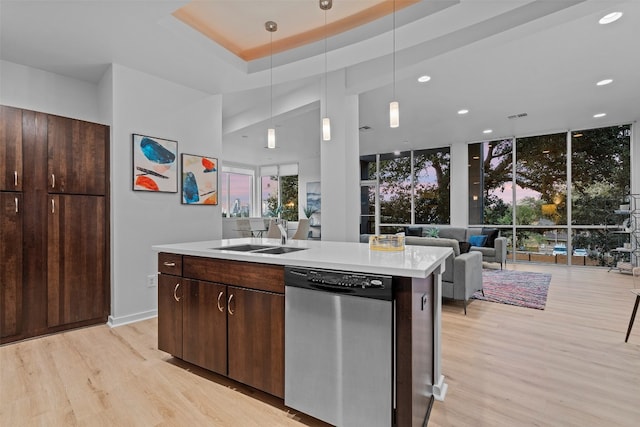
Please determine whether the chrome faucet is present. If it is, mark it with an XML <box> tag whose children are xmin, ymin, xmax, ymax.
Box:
<box><xmin>277</xmin><ymin>223</ymin><xmax>288</xmax><ymax>245</ymax></box>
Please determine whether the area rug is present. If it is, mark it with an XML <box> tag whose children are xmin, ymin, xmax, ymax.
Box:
<box><xmin>473</xmin><ymin>269</ymin><xmax>551</xmax><ymax>310</ymax></box>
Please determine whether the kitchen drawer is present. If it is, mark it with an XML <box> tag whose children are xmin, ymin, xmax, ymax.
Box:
<box><xmin>158</xmin><ymin>253</ymin><xmax>183</xmax><ymax>276</ymax></box>
<box><xmin>183</xmin><ymin>256</ymin><xmax>284</xmax><ymax>294</ymax></box>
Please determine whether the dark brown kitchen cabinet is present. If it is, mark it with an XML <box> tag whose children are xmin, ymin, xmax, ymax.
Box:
<box><xmin>0</xmin><ymin>105</ymin><xmax>23</xmax><ymax>192</ymax></box>
<box><xmin>157</xmin><ymin>254</ymin><xmax>285</xmax><ymax>398</ymax></box>
<box><xmin>227</xmin><ymin>286</ymin><xmax>284</xmax><ymax>398</ymax></box>
<box><xmin>47</xmin><ymin>194</ymin><xmax>108</xmax><ymax>327</ymax></box>
<box><xmin>0</xmin><ymin>192</ymin><xmax>23</xmax><ymax>338</ymax></box>
<box><xmin>183</xmin><ymin>279</ymin><xmax>228</xmax><ymax>375</ymax></box>
<box><xmin>47</xmin><ymin>114</ymin><xmax>107</xmax><ymax>195</ymax></box>
<box><xmin>158</xmin><ymin>274</ymin><xmax>183</xmax><ymax>358</ymax></box>
<box><xmin>0</xmin><ymin>105</ymin><xmax>110</xmax><ymax>345</ymax></box>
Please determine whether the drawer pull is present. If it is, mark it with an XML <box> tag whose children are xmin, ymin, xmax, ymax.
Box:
<box><xmin>51</xmin><ymin>173</ymin><xmax>55</xmax><ymax>188</ymax></box>
<box><xmin>163</xmin><ymin>262</ymin><xmax>176</xmax><ymax>267</ymax></box>
<box><xmin>15</xmin><ymin>197</ymin><xmax>19</xmax><ymax>213</ymax></box>
<box><xmin>217</xmin><ymin>291</ymin><xmax>224</xmax><ymax>312</ymax></box>
<box><xmin>51</xmin><ymin>198</ymin><xmax>55</xmax><ymax>213</ymax></box>
<box><xmin>173</xmin><ymin>283</ymin><xmax>181</xmax><ymax>302</ymax></box>
<box><xmin>228</xmin><ymin>294</ymin><xmax>234</xmax><ymax>315</ymax></box>
<box><xmin>14</xmin><ymin>171</ymin><xmax>18</xmax><ymax>187</ymax></box>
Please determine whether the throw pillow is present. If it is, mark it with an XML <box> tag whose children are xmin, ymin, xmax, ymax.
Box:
<box><xmin>423</xmin><ymin>227</ymin><xmax>440</xmax><ymax>238</ymax></box>
<box><xmin>481</xmin><ymin>227</ymin><xmax>499</xmax><ymax>248</ymax></box>
<box><xmin>459</xmin><ymin>241</ymin><xmax>471</xmax><ymax>254</ymax></box>
<box><xmin>405</xmin><ymin>226</ymin><xmax>423</xmax><ymax>237</ymax></box>
<box><xmin>469</xmin><ymin>234</ymin><xmax>487</xmax><ymax>247</ymax></box>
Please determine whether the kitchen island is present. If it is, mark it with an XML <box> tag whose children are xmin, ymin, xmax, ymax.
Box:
<box><xmin>152</xmin><ymin>238</ymin><xmax>451</xmax><ymax>427</ymax></box>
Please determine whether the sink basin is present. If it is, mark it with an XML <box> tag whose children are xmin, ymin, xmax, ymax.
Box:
<box><xmin>257</xmin><ymin>247</ymin><xmax>309</xmax><ymax>255</ymax></box>
<box><xmin>211</xmin><ymin>244</ymin><xmax>273</xmax><ymax>252</ymax></box>
<box><xmin>210</xmin><ymin>244</ymin><xmax>309</xmax><ymax>255</ymax></box>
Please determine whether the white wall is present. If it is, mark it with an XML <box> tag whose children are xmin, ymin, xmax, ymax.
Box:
<box><xmin>108</xmin><ymin>64</ymin><xmax>222</xmax><ymax>325</ymax></box>
<box><xmin>449</xmin><ymin>143</ymin><xmax>468</xmax><ymax>227</ymax></box>
<box><xmin>0</xmin><ymin>60</ymin><xmax>102</xmax><ymax>123</ymax></box>
<box><xmin>1</xmin><ymin>60</ymin><xmax>223</xmax><ymax>327</ymax></box>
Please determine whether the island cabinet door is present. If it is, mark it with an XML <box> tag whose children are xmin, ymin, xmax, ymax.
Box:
<box><xmin>158</xmin><ymin>274</ymin><xmax>183</xmax><ymax>358</ymax></box>
<box><xmin>182</xmin><ymin>279</ymin><xmax>227</xmax><ymax>375</ymax></box>
<box><xmin>227</xmin><ymin>286</ymin><xmax>284</xmax><ymax>398</ymax></box>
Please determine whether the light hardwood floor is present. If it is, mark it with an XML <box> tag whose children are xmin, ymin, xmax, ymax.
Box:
<box><xmin>1</xmin><ymin>264</ymin><xmax>639</xmax><ymax>426</ymax></box>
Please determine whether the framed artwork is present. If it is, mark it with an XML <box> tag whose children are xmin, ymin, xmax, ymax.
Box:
<box><xmin>132</xmin><ymin>134</ymin><xmax>178</xmax><ymax>193</ymax></box>
<box><xmin>181</xmin><ymin>153</ymin><xmax>218</xmax><ymax>205</ymax></box>
<box><xmin>306</xmin><ymin>181</ymin><xmax>321</xmax><ymax>213</ymax></box>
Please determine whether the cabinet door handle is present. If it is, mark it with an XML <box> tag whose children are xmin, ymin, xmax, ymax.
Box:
<box><xmin>163</xmin><ymin>262</ymin><xmax>176</xmax><ymax>267</ymax></box>
<box><xmin>14</xmin><ymin>171</ymin><xmax>18</xmax><ymax>187</ymax></box>
<box><xmin>51</xmin><ymin>198</ymin><xmax>55</xmax><ymax>213</ymax></box>
<box><xmin>51</xmin><ymin>174</ymin><xmax>55</xmax><ymax>188</ymax></box>
<box><xmin>173</xmin><ymin>283</ymin><xmax>181</xmax><ymax>302</ymax></box>
<box><xmin>228</xmin><ymin>294</ymin><xmax>234</xmax><ymax>315</ymax></box>
<box><xmin>217</xmin><ymin>291</ymin><xmax>225</xmax><ymax>312</ymax></box>
<box><xmin>15</xmin><ymin>197</ymin><xmax>19</xmax><ymax>213</ymax></box>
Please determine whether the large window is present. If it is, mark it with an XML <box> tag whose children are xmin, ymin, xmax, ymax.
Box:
<box><xmin>220</xmin><ymin>167</ymin><xmax>254</xmax><ymax>217</ymax></box>
<box><xmin>260</xmin><ymin>164</ymin><xmax>299</xmax><ymax>221</ymax></box>
<box><xmin>468</xmin><ymin>138</ymin><xmax>513</xmax><ymax>225</ymax></box>
<box><xmin>468</xmin><ymin>124</ymin><xmax>631</xmax><ymax>266</ymax></box>
<box><xmin>360</xmin><ymin>147</ymin><xmax>451</xmax><ymax>232</ymax></box>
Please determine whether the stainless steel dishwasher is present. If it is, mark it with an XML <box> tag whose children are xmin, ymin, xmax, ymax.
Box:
<box><xmin>284</xmin><ymin>266</ymin><xmax>393</xmax><ymax>427</ymax></box>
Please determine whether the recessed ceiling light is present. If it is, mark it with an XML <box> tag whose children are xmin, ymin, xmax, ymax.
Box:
<box><xmin>599</xmin><ymin>12</ymin><xmax>623</xmax><ymax>25</ymax></box>
<box><xmin>593</xmin><ymin>113</ymin><xmax>606</xmax><ymax>118</ymax></box>
<box><xmin>458</xmin><ymin>109</ymin><xmax>469</xmax><ymax>115</ymax></box>
<box><xmin>417</xmin><ymin>75</ymin><xmax>431</xmax><ymax>83</ymax></box>
<box><xmin>596</xmin><ymin>79</ymin><xmax>613</xmax><ymax>86</ymax></box>
<box><xmin>483</xmin><ymin>129</ymin><xmax>493</xmax><ymax>134</ymax></box>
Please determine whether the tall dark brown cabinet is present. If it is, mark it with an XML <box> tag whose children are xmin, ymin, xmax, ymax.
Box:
<box><xmin>0</xmin><ymin>105</ymin><xmax>110</xmax><ymax>344</ymax></box>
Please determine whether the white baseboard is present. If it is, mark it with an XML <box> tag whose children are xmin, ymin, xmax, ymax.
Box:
<box><xmin>107</xmin><ymin>310</ymin><xmax>157</xmax><ymax>327</ymax></box>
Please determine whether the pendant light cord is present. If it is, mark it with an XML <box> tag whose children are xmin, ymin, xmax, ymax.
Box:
<box><xmin>392</xmin><ymin>0</ymin><xmax>396</xmax><ymax>100</ymax></box>
<box><xmin>270</xmin><ymin>30</ymin><xmax>273</xmax><ymax>127</ymax></box>
<box><xmin>324</xmin><ymin>8</ymin><xmax>328</xmax><ymax>117</ymax></box>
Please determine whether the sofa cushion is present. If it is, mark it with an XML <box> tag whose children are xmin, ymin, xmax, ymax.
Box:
<box><xmin>481</xmin><ymin>227</ymin><xmax>500</xmax><ymax>248</ymax></box>
<box><xmin>437</xmin><ymin>227</ymin><xmax>467</xmax><ymax>242</ymax></box>
<box><xmin>405</xmin><ymin>226</ymin><xmax>423</xmax><ymax>236</ymax></box>
<box><xmin>405</xmin><ymin>236</ymin><xmax>460</xmax><ymax>256</ymax></box>
<box><xmin>469</xmin><ymin>234</ymin><xmax>487</xmax><ymax>247</ymax></box>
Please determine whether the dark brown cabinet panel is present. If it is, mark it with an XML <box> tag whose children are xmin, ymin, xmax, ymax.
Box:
<box><xmin>227</xmin><ymin>286</ymin><xmax>285</xmax><ymax>398</ymax></box>
<box><xmin>183</xmin><ymin>279</ymin><xmax>228</xmax><ymax>375</ymax></box>
<box><xmin>0</xmin><ymin>106</ymin><xmax>109</xmax><ymax>345</ymax></box>
<box><xmin>159</xmin><ymin>255</ymin><xmax>286</xmax><ymax>398</ymax></box>
<box><xmin>47</xmin><ymin>115</ymin><xmax>107</xmax><ymax>195</ymax></box>
<box><xmin>158</xmin><ymin>274</ymin><xmax>183</xmax><ymax>358</ymax></box>
<box><xmin>47</xmin><ymin>194</ymin><xmax>107</xmax><ymax>327</ymax></box>
<box><xmin>0</xmin><ymin>192</ymin><xmax>23</xmax><ymax>338</ymax></box>
<box><xmin>0</xmin><ymin>106</ymin><xmax>23</xmax><ymax>191</ymax></box>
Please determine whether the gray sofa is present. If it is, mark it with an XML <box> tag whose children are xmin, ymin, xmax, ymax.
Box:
<box><xmin>411</xmin><ymin>226</ymin><xmax>508</xmax><ymax>269</ymax></box>
<box><xmin>404</xmin><ymin>236</ymin><xmax>483</xmax><ymax>315</ymax></box>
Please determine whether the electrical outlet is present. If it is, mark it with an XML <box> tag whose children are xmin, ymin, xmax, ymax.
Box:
<box><xmin>147</xmin><ymin>274</ymin><xmax>157</xmax><ymax>288</ymax></box>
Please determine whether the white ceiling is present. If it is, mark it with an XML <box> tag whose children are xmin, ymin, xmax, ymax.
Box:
<box><xmin>1</xmin><ymin>0</ymin><xmax>639</xmax><ymax>165</ymax></box>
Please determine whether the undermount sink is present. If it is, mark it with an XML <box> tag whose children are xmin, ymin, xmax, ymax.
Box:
<box><xmin>210</xmin><ymin>244</ymin><xmax>309</xmax><ymax>255</ymax></box>
<box><xmin>256</xmin><ymin>246</ymin><xmax>308</xmax><ymax>255</ymax></box>
<box><xmin>210</xmin><ymin>244</ymin><xmax>273</xmax><ymax>252</ymax></box>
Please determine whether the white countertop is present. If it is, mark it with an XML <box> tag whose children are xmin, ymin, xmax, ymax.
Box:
<box><xmin>152</xmin><ymin>238</ymin><xmax>452</xmax><ymax>278</ymax></box>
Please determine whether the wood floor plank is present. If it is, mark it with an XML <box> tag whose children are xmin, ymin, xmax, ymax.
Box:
<box><xmin>1</xmin><ymin>264</ymin><xmax>639</xmax><ymax>426</ymax></box>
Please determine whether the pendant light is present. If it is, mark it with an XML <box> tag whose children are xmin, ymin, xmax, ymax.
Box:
<box><xmin>320</xmin><ymin>0</ymin><xmax>332</xmax><ymax>141</ymax></box>
<box><xmin>266</xmin><ymin>21</ymin><xmax>277</xmax><ymax>149</ymax></box>
<box><xmin>389</xmin><ymin>0</ymin><xmax>399</xmax><ymax>128</ymax></box>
